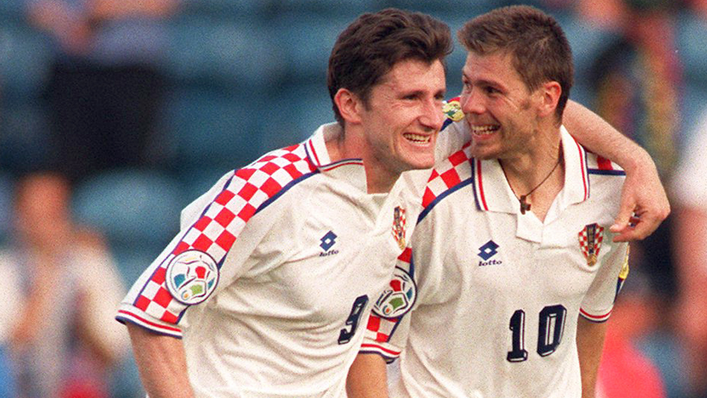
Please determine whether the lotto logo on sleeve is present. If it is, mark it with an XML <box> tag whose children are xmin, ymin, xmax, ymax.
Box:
<box><xmin>165</xmin><ymin>250</ymin><xmax>219</xmax><ymax>305</ymax></box>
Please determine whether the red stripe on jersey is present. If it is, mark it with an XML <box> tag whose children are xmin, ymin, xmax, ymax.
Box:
<box><xmin>307</xmin><ymin>139</ymin><xmax>321</xmax><ymax>166</ymax></box>
<box><xmin>596</xmin><ymin>156</ymin><xmax>614</xmax><ymax>170</ymax></box>
<box><xmin>575</xmin><ymin>141</ymin><xmax>589</xmax><ymax>200</ymax></box>
<box><xmin>361</xmin><ymin>343</ymin><xmax>400</xmax><ymax>356</ymax></box>
<box><xmin>476</xmin><ymin>159</ymin><xmax>489</xmax><ymax>211</ymax></box>
<box><xmin>320</xmin><ymin>159</ymin><xmax>364</xmax><ymax>172</ymax></box>
<box><xmin>580</xmin><ymin>307</ymin><xmax>612</xmax><ymax>321</ymax></box>
<box><xmin>117</xmin><ymin>310</ymin><xmax>182</xmax><ymax>333</ymax></box>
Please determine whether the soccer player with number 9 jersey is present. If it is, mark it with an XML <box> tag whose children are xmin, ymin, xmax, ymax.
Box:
<box><xmin>116</xmin><ymin>9</ymin><xmax>451</xmax><ymax>398</ymax></box>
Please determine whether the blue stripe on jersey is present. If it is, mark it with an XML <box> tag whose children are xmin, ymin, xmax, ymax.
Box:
<box><xmin>358</xmin><ymin>348</ymin><xmax>398</xmax><ymax>364</ymax></box>
<box><xmin>417</xmin><ymin>178</ymin><xmax>474</xmax><ymax>224</ymax></box>
<box><xmin>587</xmin><ymin>169</ymin><xmax>626</xmax><ymax>176</ymax></box>
<box><xmin>441</xmin><ymin>117</ymin><xmax>454</xmax><ymax>131</ymax></box>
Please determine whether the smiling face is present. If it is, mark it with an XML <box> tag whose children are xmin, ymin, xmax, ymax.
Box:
<box><xmin>460</xmin><ymin>51</ymin><xmax>543</xmax><ymax>161</ymax></box>
<box><xmin>358</xmin><ymin>58</ymin><xmax>446</xmax><ymax>179</ymax></box>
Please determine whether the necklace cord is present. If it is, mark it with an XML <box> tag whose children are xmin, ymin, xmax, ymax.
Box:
<box><xmin>503</xmin><ymin>151</ymin><xmax>563</xmax><ymax>214</ymax></box>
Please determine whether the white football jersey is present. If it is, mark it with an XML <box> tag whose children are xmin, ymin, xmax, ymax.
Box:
<box><xmin>362</xmin><ymin>123</ymin><xmax>630</xmax><ymax>398</ymax></box>
<box><xmin>117</xmin><ymin>123</ymin><xmax>427</xmax><ymax>398</ymax></box>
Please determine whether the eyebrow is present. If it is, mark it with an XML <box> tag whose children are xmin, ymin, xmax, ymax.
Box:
<box><xmin>462</xmin><ymin>71</ymin><xmax>504</xmax><ymax>91</ymax></box>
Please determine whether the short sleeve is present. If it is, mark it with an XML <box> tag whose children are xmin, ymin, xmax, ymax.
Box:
<box><xmin>115</xmin><ymin>168</ymin><xmax>293</xmax><ymax>337</ymax></box>
<box><xmin>360</xmin><ymin>248</ymin><xmax>415</xmax><ymax>363</ymax></box>
<box><xmin>579</xmin><ymin>242</ymin><xmax>630</xmax><ymax>322</ymax></box>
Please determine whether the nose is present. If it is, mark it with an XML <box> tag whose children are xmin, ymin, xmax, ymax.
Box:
<box><xmin>460</xmin><ymin>89</ymin><xmax>484</xmax><ymax>115</ymax></box>
<box><xmin>419</xmin><ymin>99</ymin><xmax>445</xmax><ymax>132</ymax></box>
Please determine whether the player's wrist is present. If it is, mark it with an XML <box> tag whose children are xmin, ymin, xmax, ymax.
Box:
<box><xmin>617</xmin><ymin>145</ymin><xmax>652</xmax><ymax>174</ymax></box>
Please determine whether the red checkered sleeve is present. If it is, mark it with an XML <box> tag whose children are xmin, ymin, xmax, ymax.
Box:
<box><xmin>360</xmin><ymin>248</ymin><xmax>413</xmax><ymax>363</ymax></box>
<box><xmin>117</xmin><ymin>145</ymin><xmax>318</xmax><ymax>337</ymax></box>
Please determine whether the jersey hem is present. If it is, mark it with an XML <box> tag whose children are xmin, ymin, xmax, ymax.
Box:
<box><xmin>359</xmin><ymin>343</ymin><xmax>400</xmax><ymax>363</ymax></box>
<box><xmin>116</xmin><ymin>309</ymin><xmax>183</xmax><ymax>338</ymax></box>
<box><xmin>579</xmin><ymin>307</ymin><xmax>612</xmax><ymax>323</ymax></box>
<box><xmin>358</xmin><ymin>349</ymin><xmax>398</xmax><ymax>364</ymax></box>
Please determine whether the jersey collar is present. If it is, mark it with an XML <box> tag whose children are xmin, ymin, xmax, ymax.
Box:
<box><xmin>473</xmin><ymin>126</ymin><xmax>591</xmax><ymax>223</ymax></box>
<box><xmin>304</xmin><ymin>123</ymin><xmax>368</xmax><ymax>192</ymax></box>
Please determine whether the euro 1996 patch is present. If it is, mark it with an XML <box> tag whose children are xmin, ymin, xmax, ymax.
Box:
<box><xmin>442</xmin><ymin>99</ymin><xmax>465</xmax><ymax>122</ymax></box>
<box><xmin>165</xmin><ymin>250</ymin><xmax>219</xmax><ymax>305</ymax></box>
<box><xmin>372</xmin><ymin>266</ymin><xmax>417</xmax><ymax>319</ymax></box>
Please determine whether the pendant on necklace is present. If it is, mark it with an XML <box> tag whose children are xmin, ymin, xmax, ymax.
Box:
<box><xmin>519</xmin><ymin>195</ymin><xmax>531</xmax><ymax>215</ymax></box>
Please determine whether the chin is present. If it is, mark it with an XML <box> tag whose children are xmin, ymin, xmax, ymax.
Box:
<box><xmin>470</xmin><ymin>144</ymin><xmax>498</xmax><ymax>160</ymax></box>
<box><xmin>407</xmin><ymin>157</ymin><xmax>436</xmax><ymax>171</ymax></box>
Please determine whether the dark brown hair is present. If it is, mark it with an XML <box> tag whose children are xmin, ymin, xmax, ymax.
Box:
<box><xmin>458</xmin><ymin>5</ymin><xmax>574</xmax><ymax>121</ymax></box>
<box><xmin>327</xmin><ymin>8</ymin><xmax>452</xmax><ymax>125</ymax></box>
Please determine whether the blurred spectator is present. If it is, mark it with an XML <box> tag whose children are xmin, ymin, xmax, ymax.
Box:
<box><xmin>685</xmin><ymin>0</ymin><xmax>707</xmax><ymax>18</ymax></box>
<box><xmin>673</xmin><ymin>107</ymin><xmax>707</xmax><ymax>398</ymax></box>
<box><xmin>0</xmin><ymin>172</ymin><xmax>129</xmax><ymax>398</ymax></box>
<box><xmin>25</xmin><ymin>0</ymin><xmax>179</xmax><ymax>186</ymax></box>
<box><xmin>579</xmin><ymin>0</ymin><xmax>681</xmax><ymax>318</ymax></box>
<box><xmin>582</xmin><ymin>0</ymin><xmax>680</xmax><ymax>179</ymax></box>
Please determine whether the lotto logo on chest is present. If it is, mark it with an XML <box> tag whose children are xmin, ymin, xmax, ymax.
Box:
<box><xmin>477</xmin><ymin>240</ymin><xmax>503</xmax><ymax>266</ymax></box>
<box><xmin>319</xmin><ymin>230</ymin><xmax>339</xmax><ymax>257</ymax></box>
<box><xmin>391</xmin><ymin>206</ymin><xmax>407</xmax><ymax>250</ymax></box>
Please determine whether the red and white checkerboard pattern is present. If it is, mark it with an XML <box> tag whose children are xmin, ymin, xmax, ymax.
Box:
<box><xmin>421</xmin><ymin>142</ymin><xmax>472</xmax><ymax>208</ymax></box>
<box><xmin>578</xmin><ymin>224</ymin><xmax>604</xmax><ymax>261</ymax></box>
<box><xmin>362</xmin><ymin>247</ymin><xmax>412</xmax><ymax>360</ymax></box>
<box><xmin>132</xmin><ymin>144</ymin><xmax>318</xmax><ymax>326</ymax></box>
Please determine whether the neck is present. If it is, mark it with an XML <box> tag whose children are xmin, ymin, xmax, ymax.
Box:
<box><xmin>500</xmin><ymin>129</ymin><xmax>564</xmax><ymax>220</ymax></box>
<box><xmin>500</xmin><ymin>129</ymin><xmax>562</xmax><ymax>192</ymax></box>
<box><xmin>326</xmin><ymin>127</ymin><xmax>399</xmax><ymax>194</ymax></box>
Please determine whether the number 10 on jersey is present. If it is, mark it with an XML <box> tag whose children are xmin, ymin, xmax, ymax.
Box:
<box><xmin>507</xmin><ymin>304</ymin><xmax>567</xmax><ymax>362</ymax></box>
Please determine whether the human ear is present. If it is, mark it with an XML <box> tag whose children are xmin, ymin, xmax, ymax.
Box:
<box><xmin>536</xmin><ymin>81</ymin><xmax>561</xmax><ymax>118</ymax></box>
<box><xmin>334</xmin><ymin>88</ymin><xmax>363</xmax><ymax>125</ymax></box>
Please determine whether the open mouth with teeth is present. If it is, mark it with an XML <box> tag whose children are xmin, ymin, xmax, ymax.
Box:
<box><xmin>403</xmin><ymin>133</ymin><xmax>432</xmax><ymax>143</ymax></box>
<box><xmin>471</xmin><ymin>125</ymin><xmax>500</xmax><ymax>136</ymax></box>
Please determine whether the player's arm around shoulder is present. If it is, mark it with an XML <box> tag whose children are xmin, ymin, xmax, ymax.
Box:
<box><xmin>127</xmin><ymin>322</ymin><xmax>195</xmax><ymax>398</ymax></box>
<box><xmin>563</xmin><ymin>100</ymin><xmax>670</xmax><ymax>241</ymax></box>
<box><xmin>347</xmin><ymin>353</ymin><xmax>390</xmax><ymax>398</ymax></box>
